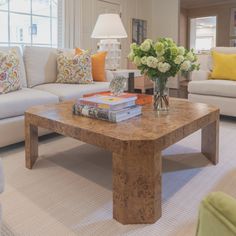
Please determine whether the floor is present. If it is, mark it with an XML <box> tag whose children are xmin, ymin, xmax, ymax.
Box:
<box><xmin>0</xmin><ymin>117</ymin><xmax>236</xmax><ymax>236</ymax></box>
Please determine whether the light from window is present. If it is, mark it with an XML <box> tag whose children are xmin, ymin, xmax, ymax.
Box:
<box><xmin>190</xmin><ymin>16</ymin><xmax>217</xmax><ymax>52</ymax></box>
<box><xmin>0</xmin><ymin>0</ymin><xmax>58</xmax><ymax>48</ymax></box>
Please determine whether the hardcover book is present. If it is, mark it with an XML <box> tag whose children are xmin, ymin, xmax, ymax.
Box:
<box><xmin>77</xmin><ymin>94</ymin><xmax>137</xmax><ymax>110</ymax></box>
<box><xmin>73</xmin><ymin>104</ymin><xmax>142</xmax><ymax>123</ymax></box>
<box><xmin>83</xmin><ymin>92</ymin><xmax>152</xmax><ymax>106</ymax></box>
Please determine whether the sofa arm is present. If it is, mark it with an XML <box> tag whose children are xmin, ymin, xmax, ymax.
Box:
<box><xmin>190</xmin><ymin>70</ymin><xmax>210</xmax><ymax>81</ymax></box>
<box><xmin>105</xmin><ymin>70</ymin><xmax>114</xmax><ymax>82</ymax></box>
<box><xmin>196</xmin><ymin>192</ymin><xmax>236</xmax><ymax>236</ymax></box>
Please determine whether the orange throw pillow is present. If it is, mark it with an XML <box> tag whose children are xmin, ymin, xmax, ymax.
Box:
<box><xmin>75</xmin><ymin>48</ymin><xmax>83</xmax><ymax>55</ymax></box>
<box><xmin>75</xmin><ymin>48</ymin><xmax>107</xmax><ymax>82</ymax></box>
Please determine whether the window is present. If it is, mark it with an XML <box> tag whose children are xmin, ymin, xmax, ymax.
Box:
<box><xmin>190</xmin><ymin>16</ymin><xmax>217</xmax><ymax>52</ymax></box>
<box><xmin>0</xmin><ymin>0</ymin><xmax>59</xmax><ymax>48</ymax></box>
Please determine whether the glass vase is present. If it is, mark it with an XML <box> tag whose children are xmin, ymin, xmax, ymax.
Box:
<box><xmin>153</xmin><ymin>77</ymin><xmax>169</xmax><ymax>111</ymax></box>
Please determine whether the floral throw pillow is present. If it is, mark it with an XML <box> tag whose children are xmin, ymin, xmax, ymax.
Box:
<box><xmin>0</xmin><ymin>49</ymin><xmax>21</xmax><ymax>94</ymax></box>
<box><xmin>56</xmin><ymin>51</ymin><xmax>93</xmax><ymax>84</ymax></box>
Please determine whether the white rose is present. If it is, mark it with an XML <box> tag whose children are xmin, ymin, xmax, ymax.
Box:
<box><xmin>128</xmin><ymin>51</ymin><xmax>135</xmax><ymax>61</ymax></box>
<box><xmin>141</xmin><ymin>56</ymin><xmax>148</xmax><ymax>65</ymax></box>
<box><xmin>140</xmin><ymin>40</ymin><xmax>151</xmax><ymax>52</ymax></box>
<box><xmin>158</xmin><ymin>62</ymin><xmax>171</xmax><ymax>73</ymax></box>
<box><xmin>186</xmin><ymin>52</ymin><xmax>195</xmax><ymax>62</ymax></box>
<box><xmin>133</xmin><ymin>56</ymin><xmax>142</xmax><ymax>66</ymax></box>
<box><xmin>181</xmin><ymin>60</ymin><xmax>191</xmax><ymax>71</ymax></box>
<box><xmin>178</xmin><ymin>46</ymin><xmax>185</xmax><ymax>55</ymax></box>
<box><xmin>157</xmin><ymin>56</ymin><xmax>165</xmax><ymax>62</ymax></box>
<box><xmin>146</xmin><ymin>56</ymin><xmax>158</xmax><ymax>68</ymax></box>
<box><xmin>130</xmin><ymin>43</ymin><xmax>138</xmax><ymax>50</ymax></box>
<box><xmin>174</xmin><ymin>55</ymin><xmax>185</xmax><ymax>65</ymax></box>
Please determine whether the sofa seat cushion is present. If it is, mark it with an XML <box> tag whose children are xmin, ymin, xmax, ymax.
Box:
<box><xmin>33</xmin><ymin>82</ymin><xmax>110</xmax><ymax>101</ymax></box>
<box><xmin>188</xmin><ymin>80</ymin><xmax>236</xmax><ymax>98</ymax></box>
<box><xmin>0</xmin><ymin>88</ymin><xmax>59</xmax><ymax>119</ymax></box>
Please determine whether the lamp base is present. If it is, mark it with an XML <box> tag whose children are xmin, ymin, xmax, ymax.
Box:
<box><xmin>98</xmin><ymin>39</ymin><xmax>121</xmax><ymax>70</ymax></box>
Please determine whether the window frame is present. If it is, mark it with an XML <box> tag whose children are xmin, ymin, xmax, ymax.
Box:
<box><xmin>188</xmin><ymin>15</ymin><xmax>217</xmax><ymax>53</ymax></box>
<box><xmin>0</xmin><ymin>0</ymin><xmax>60</xmax><ymax>48</ymax></box>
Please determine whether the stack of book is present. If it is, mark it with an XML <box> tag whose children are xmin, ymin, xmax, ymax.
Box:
<box><xmin>73</xmin><ymin>93</ymin><xmax>142</xmax><ymax>122</ymax></box>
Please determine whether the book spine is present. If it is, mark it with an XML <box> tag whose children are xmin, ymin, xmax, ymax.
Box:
<box><xmin>77</xmin><ymin>100</ymin><xmax>110</xmax><ymax>109</ymax></box>
<box><xmin>76</xmin><ymin>100</ymin><xmax>136</xmax><ymax>111</ymax></box>
<box><xmin>73</xmin><ymin>104</ymin><xmax>113</xmax><ymax>122</ymax></box>
<box><xmin>111</xmin><ymin>100</ymin><xmax>136</xmax><ymax>110</ymax></box>
<box><xmin>112</xmin><ymin>106</ymin><xmax>142</xmax><ymax>122</ymax></box>
<box><xmin>73</xmin><ymin>104</ymin><xmax>142</xmax><ymax>123</ymax></box>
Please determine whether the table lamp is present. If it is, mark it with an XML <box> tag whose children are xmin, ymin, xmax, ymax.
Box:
<box><xmin>91</xmin><ymin>13</ymin><xmax>128</xmax><ymax>70</ymax></box>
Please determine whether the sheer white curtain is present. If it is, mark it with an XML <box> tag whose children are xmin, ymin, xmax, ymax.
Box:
<box><xmin>61</xmin><ymin>0</ymin><xmax>82</xmax><ymax>48</ymax></box>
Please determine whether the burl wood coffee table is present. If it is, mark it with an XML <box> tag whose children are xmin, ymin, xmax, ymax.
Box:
<box><xmin>25</xmin><ymin>98</ymin><xmax>219</xmax><ymax>225</ymax></box>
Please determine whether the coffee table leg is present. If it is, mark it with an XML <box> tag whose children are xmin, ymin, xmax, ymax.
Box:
<box><xmin>202</xmin><ymin>119</ymin><xmax>219</xmax><ymax>165</ymax></box>
<box><xmin>25</xmin><ymin>118</ymin><xmax>38</xmax><ymax>169</ymax></box>
<box><xmin>113</xmin><ymin>150</ymin><xmax>162</xmax><ymax>224</ymax></box>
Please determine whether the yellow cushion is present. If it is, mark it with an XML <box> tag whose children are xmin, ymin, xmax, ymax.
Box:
<box><xmin>75</xmin><ymin>48</ymin><xmax>107</xmax><ymax>82</ymax></box>
<box><xmin>211</xmin><ymin>51</ymin><xmax>236</xmax><ymax>81</ymax></box>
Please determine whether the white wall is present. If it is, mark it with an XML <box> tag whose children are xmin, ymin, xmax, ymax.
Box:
<box><xmin>121</xmin><ymin>0</ymin><xmax>152</xmax><ymax>67</ymax></box>
<box><xmin>151</xmin><ymin>0</ymin><xmax>180</xmax><ymax>42</ymax></box>
<box><xmin>151</xmin><ymin>0</ymin><xmax>180</xmax><ymax>88</ymax></box>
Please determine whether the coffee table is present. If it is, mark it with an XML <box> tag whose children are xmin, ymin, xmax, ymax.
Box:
<box><xmin>25</xmin><ymin>98</ymin><xmax>219</xmax><ymax>225</ymax></box>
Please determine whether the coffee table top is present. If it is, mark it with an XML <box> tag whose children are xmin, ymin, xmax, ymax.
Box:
<box><xmin>26</xmin><ymin>98</ymin><xmax>219</xmax><ymax>146</ymax></box>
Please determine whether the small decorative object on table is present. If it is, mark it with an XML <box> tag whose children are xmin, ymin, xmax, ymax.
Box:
<box><xmin>109</xmin><ymin>76</ymin><xmax>127</xmax><ymax>96</ymax></box>
<box><xmin>128</xmin><ymin>38</ymin><xmax>199</xmax><ymax>111</ymax></box>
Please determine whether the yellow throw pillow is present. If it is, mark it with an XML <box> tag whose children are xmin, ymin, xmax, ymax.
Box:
<box><xmin>211</xmin><ymin>51</ymin><xmax>236</xmax><ymax>81</ymax></box>
<box><xmin>76</xmin><ymin>48</ymin><xmax>107</xmax><ymax>82</ymax></box>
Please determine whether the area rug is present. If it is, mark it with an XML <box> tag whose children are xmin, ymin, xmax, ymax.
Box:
<box><xmin>1</xmin><ymin>118</ymin><xmax>236</xmax><ymax>236</ymax></box>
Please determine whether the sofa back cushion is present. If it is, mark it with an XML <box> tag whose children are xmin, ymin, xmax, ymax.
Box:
<box><xmin>0</xmin><ymin>46</ymin><xmax>27</xmax><ymax>87</ymax></box>
<box><xmin>208</xmin><ymin>47</ymin><xmax>236</xmax><ymax>71</ymax></box>
<box><xmin>24</xmin><ymin>46</ymin><xmax>58</xmax><ymax>87</ymax></box>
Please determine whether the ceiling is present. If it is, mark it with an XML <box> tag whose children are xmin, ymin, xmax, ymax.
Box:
<box><xmin>181</xmin><ymin>0</ymin><xmax>236</xmax><ymax>9</ymax></box>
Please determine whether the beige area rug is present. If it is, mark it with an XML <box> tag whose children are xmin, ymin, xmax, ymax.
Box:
<box><xmin>1</xmin><ymin>118</ymin><xmax>236</xmax><ymax>236</ymax></box>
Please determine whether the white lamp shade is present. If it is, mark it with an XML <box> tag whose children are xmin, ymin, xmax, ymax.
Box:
<box><xmin>91</xmin><ymin>14</ymin><xmax>128</xmax><ymax>39</ymax></box>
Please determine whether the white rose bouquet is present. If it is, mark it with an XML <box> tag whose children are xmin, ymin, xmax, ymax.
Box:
<box><xmin>128</xmin><ymin>38</ymin><xmax>199</xmax><ymax>80</ymax></box>
<box><xmin>128</xmin><ymin>38</ymin><xmax>199</xmax><ymax>111</ymax></box>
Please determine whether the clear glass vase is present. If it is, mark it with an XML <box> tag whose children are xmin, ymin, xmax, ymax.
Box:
<box><xmin>153</xmin><ymin>77</ymin><xmax>169</xmax><ymax>111</ymax></box>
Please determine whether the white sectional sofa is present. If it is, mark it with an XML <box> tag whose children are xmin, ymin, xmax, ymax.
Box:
<box><xmin>0</xmin><ymin>46</ymin><xmax>112</xmax><ymax>148</ymax></box>
<box><xmin>188</xmin><ymin>47</ymin><xmax>236</xmax><ymax>117</ymax></box>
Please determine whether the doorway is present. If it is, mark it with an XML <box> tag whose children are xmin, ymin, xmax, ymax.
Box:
<box><xmin>189</xmin><ymin>16</ymin><xmax>217</xmax><ymax>53</ymax></box>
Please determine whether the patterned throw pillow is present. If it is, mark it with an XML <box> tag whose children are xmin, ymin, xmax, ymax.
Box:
<box><xmin>0</xmin><ymin>49</ymin><xmax>21</xmax><ymax>94</ymax></box>
<box><xmin>56</xmin><ymin>51</ymin><xmax>93</xmax><ymax>84</ymax></box>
